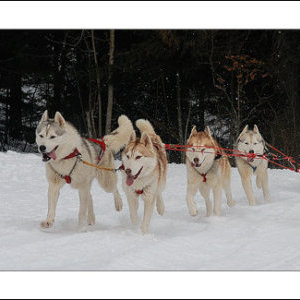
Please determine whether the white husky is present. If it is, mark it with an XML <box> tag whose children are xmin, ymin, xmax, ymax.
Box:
<box><xmin>121</xmin><ymin>119</ymin><xmax>168</xmax><ymax>234</ymax></box>
<box><xmin>36</xmin><ymin>111</ymin><xmax>133</xmax><ymax>230</ymax></box>
<box><xmin>235</xmin><ymin>125</ymin><xmax>271</xmax><ymax>206</ymax></box>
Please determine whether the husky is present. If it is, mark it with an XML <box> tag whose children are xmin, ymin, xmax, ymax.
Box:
<box><xmin>235</xmin><ymin>125</ymin><xmax>271</xmax><ymax>206</ymax></box>
<box><xmin>121</xmin><ymin>119</ymin><xmax>168</xmax><ymax>234</ymax></box>
<box><xmin>185</xmin><ymin>126</ymin><xmax>235</xmax><ymax>217</ymax></box>
<box><xmin>36</xmin><ymin>110</ymin><xmax>133</xmax><ymax>230</ymax></box>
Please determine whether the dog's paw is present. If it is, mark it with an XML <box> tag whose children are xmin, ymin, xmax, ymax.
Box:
<box><xmin>157</xmin><ymin>203</ymin><xmax>165</xmax><ymax>216</ymax></box>
<box><xmin>131</xmin><ymin>215</ymin><xmax>139</xmax><ymax>226</ymax></box>
<box><xmin>227</xmin><ymin>200</ymin><xmax>236</xmax><ymax>207</ymax></box>
<box><xmin>189</xmin><ymin>208</ymin><xmax>198</xmax><ymax>217</ymax></box>
<box><xmin>141</xmin><ymin>225</ymin><xmax>149</xmax><ymax>235</ymax></box>
<box><xmin>114</xmin><ymin>194</ymin><xmax>123</xmax><ymax>212</ymax></box>
<box><xmin>40</xmin><ymin>220</ymin><xmax>54</xmax><ymax>229</ymax></box>
<box><xmin>264</xmin><ymin>195</ymin><xmax>272</xmax><ymax>203</ymax></box>
<box><xmin>88</xmin><ymin>214</ymin><xmax>96</xmax><ymax>226</ymax></box>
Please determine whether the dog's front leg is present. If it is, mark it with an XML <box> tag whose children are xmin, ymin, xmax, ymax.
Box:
<box><xmin>213</xmin><ymin>185</ymin><xmax>222</xmax><ymax>216</ymax></box>
<box><xmin>78</xmin><ymin>187</ymin><xmax>90</xmax><ymax>230</ymax></box>
<box><xmin>241</xmin><ymin>175</ymin><xmax>256</xmax><ymax>206</ymax></box>
<box><xmin>41</xmin><ymin>182</ymin><xmax>62</xmax><ymax>229</ymax></box>
<box><xmin>141</xmin><ymin>192</ymin><xmax>156</xmax><ymax>235</ymax></box>
<box><xmin>199</xmin><ymin>185</ymin><xmax>212</xmax><ymax>217</ymax></box>
<box><xmin>156</xmin><ymin>193</ymin><xmax>165</xmax><ymax>216</ymax></box>
<box><xmin>261</xmin><ymin>169</ymin><xmax>271</xmax><ymax>202</ymax></box>
<box><xmin>125</xmin><ymin>189</ymin><xmax>139</xmax><ymax>225</ymax></box>
<box><xmin>186</xmin><ymin>182</ymin><xmax>199</xmax><ymax>217</ymax></box>
<box><xmin>113</xmin><ymin>189</ymin><xmax>123</xmax><ymax>212</ymax></box>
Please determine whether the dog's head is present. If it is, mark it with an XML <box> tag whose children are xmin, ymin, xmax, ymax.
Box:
<box><xmin>236</xmin><ymin>125</ymin><xmax>265</xmax><ymax>163</ymax></box>
<box><xmin>186</xmin><ymin>126</ymin><xmax>216</xmax><ymax>169</ymax></box>
<box><xmin>122</xmin><ymin>131</ymin><xmax>156</xmax><ymax>186</ymax></box>
<box><xmin>36</xmin><ymin>110</ymin><xmax>67</xmax><ymax>163</ymax></box>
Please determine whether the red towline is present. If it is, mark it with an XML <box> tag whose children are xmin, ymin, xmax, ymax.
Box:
<box><xmin>164</xmin><ymin>143</ymin><xmax>300</xmax><ymax>173</ymax></box>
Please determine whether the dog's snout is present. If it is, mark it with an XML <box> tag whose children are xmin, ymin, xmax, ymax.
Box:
<box><xmin>193</xmin><ymin>157</ymin><xmax>199</xmax><ymax>163</ymax></box>
<box><xmin>125</xmin><ymin>168</ymin><xmax>132</xmax><ymax>175</ymax></box>
<box><xmin>249</xmin><ymin>150</ymin><xmax>254</xmax><ymax>154</ymax></box>
<box><xmin>39</xmin><ymin>145</ymin><xmax>46</xmax><ymax>152</ymax></box>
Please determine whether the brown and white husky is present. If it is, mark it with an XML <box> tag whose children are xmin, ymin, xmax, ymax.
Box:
<box><xmin>121</xmin><ymin>119</ymin><xmax>168</xmax><ymax>234</ymax></box>
<box><xmin>185</xmin><ymin>126</ymin><xmax>236</xmax><ymax>217</ymax></box>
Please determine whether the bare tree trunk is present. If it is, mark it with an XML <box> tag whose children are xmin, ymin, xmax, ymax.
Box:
<box><xmin>86</xmin><ymin>111</ymin><xmax>93</xmax><ymax>138</ymax></box>
<box><xmin>184</xmin><ymin>94</ymin><xmax>193</xmax><ymax>143</ymax></box>
<box><xmin>91</xmin><ymin>30</ymin><xmax>102</xmax><ymax>137</ymax></box>
<box><xmin>105</xmin><ymin>29</ymin><xmax>115</xmax><ymax>134</ymax></box>
<box><xmin>176</xmin><ymin>72</ymin><xmax>184</xmax><ymax>163</ymax></box>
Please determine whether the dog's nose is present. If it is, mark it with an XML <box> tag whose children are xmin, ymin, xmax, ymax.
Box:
<box><xmin>249</xmin><ymin>150</ymin><xmax>254</xmax><ymax>154</ymax></box>
<box><xmin>39</xmin><ymin>145</ymin><xmax>46</xmax><ymax>152</ymax></box>
<box><xmin>194</xmin><ymin>157</ymin><xmax>199</xmax><ymax>163</ymax></box>
<box><xmin>125</xmin><ymin>168</ymin><xmax>132</xmax><ymax>175</ymax></box>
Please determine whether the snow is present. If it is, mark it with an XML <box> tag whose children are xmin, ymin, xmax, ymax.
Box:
<box><xmin>0</xmin><ymin>151</ymin><xmax>299</xmax><ymax>271</ymax></box>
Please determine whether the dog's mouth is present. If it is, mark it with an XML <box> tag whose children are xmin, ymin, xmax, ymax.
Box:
<box><xmin>42</xmin><ymin>146</ymin><xmax>59</xmax><ymax>162</ymax></box>
<box><xmin>126</xmin><ymin>166</ymin><xmax>143</xmax><ymax>186</ymax></box>
<box><xmin>191</xmin><ymin>157</ymin><xmax>206</xmax><ymax>168</ymax></box>
<box><xmin>192</xmin><ymin>162</ymin><xmax>202</xmax><ymax>168</ymax></box>
<box><xmin>247</xmin><ymin>152</ymin><xmax>256</xmax><ymax>163</ymax></box>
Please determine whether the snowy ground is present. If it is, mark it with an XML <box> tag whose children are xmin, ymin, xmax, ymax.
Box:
<box><xmin>0</xmin><ymin>151</ymin><xmax>299</xmax><ymax>271</ymax></box>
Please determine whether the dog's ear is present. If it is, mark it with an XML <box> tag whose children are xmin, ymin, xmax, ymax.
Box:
<box><xmin>241</xmin><ymin>125</ymin><xmax>249</xmax><ymax>135</ymax></box>
<box><xmin>40</xmin><ymin>110</ymin><xmax>49</xmax><ymax>123</ymax></box>
<box><xmin>54</xmin><ymin>112</ymin><xmax>66</xmax><ymax>127</ymax></box>
<box><xmin>129</xmin><ymin>131</ymin><xmax>136</xmax><ymax>143</ymax></box>
<box><xmin>141</xmin><ymin>132</ymin><xmax>153</xmax><ymax>150</ymax></box>
<box><xmin>205</xmin><ymin>126</ymin><xmax>212</xmax><ymax>137</ymax></box>
<box><xmin>253</xmin><ymin>124</ymin><xmax>260</xmax><ymax>134</ymax></box>
<box><xmin>188</xmin><ymin>125</ymin><xmax>197</xmax><ymax>140</ymax></box>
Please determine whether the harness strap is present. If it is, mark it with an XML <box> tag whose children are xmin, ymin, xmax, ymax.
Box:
<box><xmin>50</xmin><ymin>154</ymin><xmax>81</xmax><ymax>184</ymax></box>
<box><xmin>88</xmin><ymin>138</ymin><xmax>106</xmax><ymax>163</ymax></box>
<box><xmin>63</xmin><ymin>148</ymin><xmax>81</xmax><ymax>160</ymax></box>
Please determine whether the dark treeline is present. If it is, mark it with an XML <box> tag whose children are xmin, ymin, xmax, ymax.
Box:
<box><xmin>0</xmin><ymin>30</ymin><xmax>299</xmax><ymax>163</ymax></box>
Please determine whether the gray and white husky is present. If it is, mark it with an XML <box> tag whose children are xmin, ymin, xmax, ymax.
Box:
<box><xmin>235</xmin><ymin>125</ymin><xmax>271</xmax><ymax>206</ymax></box>
<box><xmin>36</xmin><ymin>111</ymin><xmax>133</xmax><ymax>230</ymax></box>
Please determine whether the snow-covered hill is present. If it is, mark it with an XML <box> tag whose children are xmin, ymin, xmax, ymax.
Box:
<box><xmin>0</xmin><ymin>151</ymin><xmax>299</xmax><ymax>270</ymax></box>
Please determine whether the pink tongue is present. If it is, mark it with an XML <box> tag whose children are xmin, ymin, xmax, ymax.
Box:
<box><xmin>48</xmin><ymin>149</ymin><xmax>57</xmax><ymax>160</ymax></box>
<box><xmin>126</xmin><ymin>176</ymin><xmax>134</xmax><ymax>186</ymax></box>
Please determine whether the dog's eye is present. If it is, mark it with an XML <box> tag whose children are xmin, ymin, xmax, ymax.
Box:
<box><xmin>201</xmin><ymin>149</ymin><xmax>205</xmax><ymax>153</ymax></box>
<box><xmin>39</xmin><ymin>135</ymin><xmax>44</xmax><ymax>138</ymax></box>
<box><xmin>126</xmin><ymin>155</ymin><xmax>130</xmax><ymax>159</ymax></box>
<box><xmin>254</xmin><ymin>143</ymin><xmax>258</xmax><ymax>145</ymax></box>
<box><xmin>50</xmin><ymin>136</ymin><xmax>56</xmax><ymax>139</ymax></box>
<box><xmin>135</xmin><ymin>156</ymin><xmax>142</xmax><ymax>160</ymax></box>
<box><xmin>245</xmin><ymin>142</ymin><xmax>249</xmax><ymax>145</ymax></box>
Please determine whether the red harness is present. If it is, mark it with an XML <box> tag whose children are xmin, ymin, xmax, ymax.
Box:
<box><xmin>88</xmin><ymin>138</ymin><xmax>106</xmax><ymax>163</ymax></box>
<box><xmin>63</xmin><ymin>148</ymin><xmax>81</xmax><ymax>160</ymax></box>
<box><xmin>59</xmin><ymin>138</ymin><xmax>106</xmax><ymax>184</ymax></box>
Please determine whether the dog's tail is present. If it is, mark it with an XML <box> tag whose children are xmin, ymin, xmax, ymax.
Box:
<box><xmin>103</xmin><ymin>115</ymin><xmax>134</xmax><ymax>153</ymax></box>
<box><xmin>136</xmin><ymin>119</ymin><xmax>156</xmax><ymax>135</ymax></box>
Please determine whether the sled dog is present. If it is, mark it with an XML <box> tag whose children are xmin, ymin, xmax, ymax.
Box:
<box><xmin>36</xmin><ymin>111</ymin><xmax>133</xmax><ymax>230</ymax></box>
<box><xmin>235</xmin><ymin>125</ymin><xmax>271</xmax><ymax>206</ymax></box>
<box><xmin>121</xmin><ymin>119</ymin><xmax>168</xmax><ymax>234</ymax></box>
<box><xmin>185</xmin><ymin>126</ymin><xmax>235</xmax><ymax>217</ymax></box>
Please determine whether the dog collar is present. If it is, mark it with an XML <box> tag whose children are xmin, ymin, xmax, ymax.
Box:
<box><xmin>136</xmin><ymin>189</ymin><xmax>144</xmax><ymax>195</ymax></box>
<box><xmin>191</xmin><ymin>162</ymin><xmax>207</xmax><ymax>183</ymax></box>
